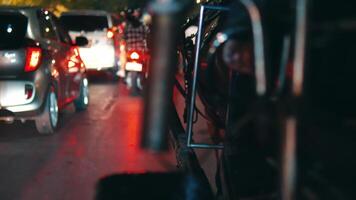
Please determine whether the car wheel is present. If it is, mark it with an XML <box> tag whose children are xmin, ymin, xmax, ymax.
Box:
<box><xmin>35</xmin><ymin>87</ymin><xmax>58</xmax><ymax>134</ymax></box>
<box><xmin>74</xmin><ymin>78</ymin><xmax>89</xmax><ymax>111</ymax></box>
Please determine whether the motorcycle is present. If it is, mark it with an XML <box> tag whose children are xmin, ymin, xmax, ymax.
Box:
<box><xmin>92</xmin><ymin>0</ymin><xmax>356</xmax><ymax>200</ymax></box>
<box><xmin>125</xmin><ymin>50</ymin><xmax>149</xmax><ymax>95</ymax></box>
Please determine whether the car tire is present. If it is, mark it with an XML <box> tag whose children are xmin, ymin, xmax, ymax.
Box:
<box><xmin>74</xmin><ymin>78</ymin><xmax>89</xmax><ymax>111</ymax></box>
<box><xmin>35</xmin><ymin>87</ymin><xmax>58</xmax><ymax>134</ymax></box>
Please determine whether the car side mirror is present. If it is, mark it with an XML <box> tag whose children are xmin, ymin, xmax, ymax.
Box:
<box><xmin>75</xmin><ymin>36</ymin><xmax>88</xmax><ymax>47</ymax></box>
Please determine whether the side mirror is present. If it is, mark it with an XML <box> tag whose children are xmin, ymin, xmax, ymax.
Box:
<box><xmin>75</xmin><ymin>36</ymin><xmax>88</xmax><ymax>47</ymax></box>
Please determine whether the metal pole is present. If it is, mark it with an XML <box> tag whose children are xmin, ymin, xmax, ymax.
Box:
<box><xmin>240</xmin><ymin>0</ymin><xmax>267</xmax><ymax>96</ymax></box>
<box><xmin>186</xmin><ymin>5</ymin><xmax>205</xmax><ymax>148</ymax></box>
<box><xmin>141</xmin><ymin>0</ymin><xmax>186</xmax><ymax>151</ymax></box>
<box><xmin>281</xmin><ymin>117</ymin><xmax>298</xmax><ymax>200</ymax></box>
<box><xmin>293</xmin><ymin>0</ymin><xmax>307</xmax><ymax>97</ymax></box>
<box><xmin>281</xmin><ymin>0</ymin><xmax>307</xmax><ymax>199</ymax></box>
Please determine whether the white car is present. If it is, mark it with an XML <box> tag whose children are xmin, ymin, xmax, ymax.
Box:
<box><xmin>60</xmin><ymin>10</ymin><xmax>121</xmax><ymax>78</ymax></box>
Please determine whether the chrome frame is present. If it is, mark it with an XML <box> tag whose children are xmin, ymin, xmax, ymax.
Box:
<box><xmin>186</xmin><ymin>1</ymin><xmax>267</xmax><ymax>149</ymax></box>
<box><xmin>186</xmin><ymin>5</ymin><xmax>228</xmax><ymax>149</ymax></box>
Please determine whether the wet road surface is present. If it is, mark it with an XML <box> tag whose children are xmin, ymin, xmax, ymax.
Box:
<box><xmin>0</xmin><ymin>80</ymin><xmax>176</xmax><ymax>200</ymax></box>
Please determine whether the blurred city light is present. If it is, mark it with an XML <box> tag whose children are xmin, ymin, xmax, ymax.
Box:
<box><xmin>0</xmin><ymin>0</ymin><xmax>149</xmax><ymax>15</ymax></box>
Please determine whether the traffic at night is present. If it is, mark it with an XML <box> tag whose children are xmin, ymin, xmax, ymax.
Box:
<box><xmin>0</xmin><ymin>0</ymin><xmax>356</xmax><ymax>199</ymax></box>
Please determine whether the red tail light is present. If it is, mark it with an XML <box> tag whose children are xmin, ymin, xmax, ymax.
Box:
<box><xmin>130</xmin><ymin>51</ymin><xmax>140</xmax><ymax>60</ymax></box>
<box><xmin>68</xmin><ymin>46</ymin><xmax>84</xmax><ymax>70</ymax></box>
<box><xmin>25</xmin><ymin>47</ymin><xmax>42</xmax><ymax>72</ymax></box>
<box><xmin>69</xmin><ymin>46</ymin><xmax>81</xmax><ymax>62</ymax></box>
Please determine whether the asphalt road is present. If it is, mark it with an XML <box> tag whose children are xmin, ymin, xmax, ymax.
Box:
<box><xmin>0</xmin><ymin>79</ymin><xmax>176</xmax><ymax>200</ymax></box>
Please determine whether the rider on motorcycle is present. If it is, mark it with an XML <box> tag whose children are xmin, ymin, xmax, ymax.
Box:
<box><xmin>122</xmin><ymin>8</ymin><xmax>150</xmax><ymax>93</ymax></box>
<box><xmin>123</xmin><ymin>8</ymin><xmax>149</xmax><ymax>53</ymax></box>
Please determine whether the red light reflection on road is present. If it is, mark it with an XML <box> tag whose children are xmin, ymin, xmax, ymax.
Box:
<box><xmin>15</xmin><ymin>85</ymin><xmax>177</xmax><ymax>200</ymax></box>
<box><xmin>118</xmin><ymin>97</ymin><xmax>176</xmax><ymax>174</ymax></box>
<box><xmin>124</xmin><ymin>100</ymin><xmax>142</xmax><ymax>171</ymax></box>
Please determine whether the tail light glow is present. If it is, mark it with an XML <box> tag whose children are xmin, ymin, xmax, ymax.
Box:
<box><xmin>68</xmin><ymin>47</ymin><xmax>83</xmax><ymax>72</ymax></box>
<box><xmin>69</xmin><ymin>47</ymin><xmax>81</xmax><ymax>63</ymax></box>
<box><xmin>107</xmin><ymin>30</ymin><xmax>114</xmax><ymax>39</ymax></box>
<box><xmin>73</xmin><ymin>47</ymin><xmax>80</xmax><ymax>57</ymax></box>
<box><xmin>25</xmin><ymin>47</ymin><xmax>42</xmax><ymax>72</ymax></box>
<box><xmin>130</xmin><ymin>52</ymin><xmax>140</xmax><ymax>60</ymax></box>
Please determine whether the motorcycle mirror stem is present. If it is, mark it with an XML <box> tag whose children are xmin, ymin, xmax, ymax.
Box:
<box><xmin>141</xmin><ymin>0</ymin><xmax>190</xmax><ymax>152</ymax></box>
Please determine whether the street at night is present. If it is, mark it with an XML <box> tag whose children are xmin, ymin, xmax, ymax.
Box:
<box><xmin>0</xmin><ymin>81</ymin><xmax>176</xmax><ymax>200</ymax></box>
<box><xmin>1</xmin><ymin>0</ymin><xmax>356</xmax><ymax>199</ymax></box>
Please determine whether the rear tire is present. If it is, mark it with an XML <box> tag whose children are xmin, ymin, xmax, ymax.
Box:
<box><xmin>112</xmin><ymin>71</ymin><xmax>119</xmax><ymax>81</ymax></box>
<box><xmin>111</xmin><ymin>64</ymin><xmax>120</xmax><ymax>81</ymax></box>
<box><xmin>74</xmin><ymin>78</ymin><xmax>89</xmax><ymax>111</ymax></box>
<box><xmin>35</xmin><ymin>87</ymin><xmax>58</xmax><ymax>134</ymax></box>
<box><xmin>128</xmin><ymin>72</ymin><xmax>140</xmax><ymax>96</ymax></box>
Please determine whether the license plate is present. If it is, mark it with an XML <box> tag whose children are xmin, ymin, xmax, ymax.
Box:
<box><xmin>125</xmin><ymin>62</ymin><xmax>143</xmax><ymax>72</ymax></box>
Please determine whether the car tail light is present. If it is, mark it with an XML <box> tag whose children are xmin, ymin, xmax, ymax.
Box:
<box><xmin>73</xmin><ymin>46</ymin><xmax>80</xmax><ymax>57</ymax></box>
<box><xmin>68</xmin><ymin>46</ymin><xmax>84</xmax><ymax>71</ymax></box>
<box><xmin>25</xmin><ymin>47</ymin><xmax>42</xmax><ymax>72</ymax></box>
<box><xmin>69</xmin><ymin>46</ymin><xmax>81</xmax><ymax>62</ymax></box>
<box><xmin>130</xmin><ymin>51</ymin><xmax>140</xmax><ymax>60</ymax></box>
<box><xmin>107</xmin><ymin>29</ymin><xmax>114</xmax><ymax>39</ymax></box>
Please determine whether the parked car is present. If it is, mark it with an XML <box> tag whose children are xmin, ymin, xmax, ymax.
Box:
<box><xmin>60</xmin><ymin>10</ymin><xmax>121</xmax><ymax>79</ymax></box>
<box><xmin>0</xmin><ymin>7</ymin><xmax>89</xmax><ymax>134</ymax></box>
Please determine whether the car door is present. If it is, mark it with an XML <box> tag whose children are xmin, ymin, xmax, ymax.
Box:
<box><xmin>37</xmin><ymin>10</ymin><xmax>70</xmax><ymax>106</ymax></box>
<box><xmin>51</xmin><ymin>15</ymin><xmax>82</xmax><ymax>100</ymax></box>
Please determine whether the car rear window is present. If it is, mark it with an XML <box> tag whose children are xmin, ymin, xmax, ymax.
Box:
<box><xmin>0</xmin><ymin>12</ymin><xmax>28</xmax><ymax>48</ymax></box>
<box><xmin>60</xmin><ymin>15</ymin><xmax>108</xmax><ymax>32</ymax></box>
